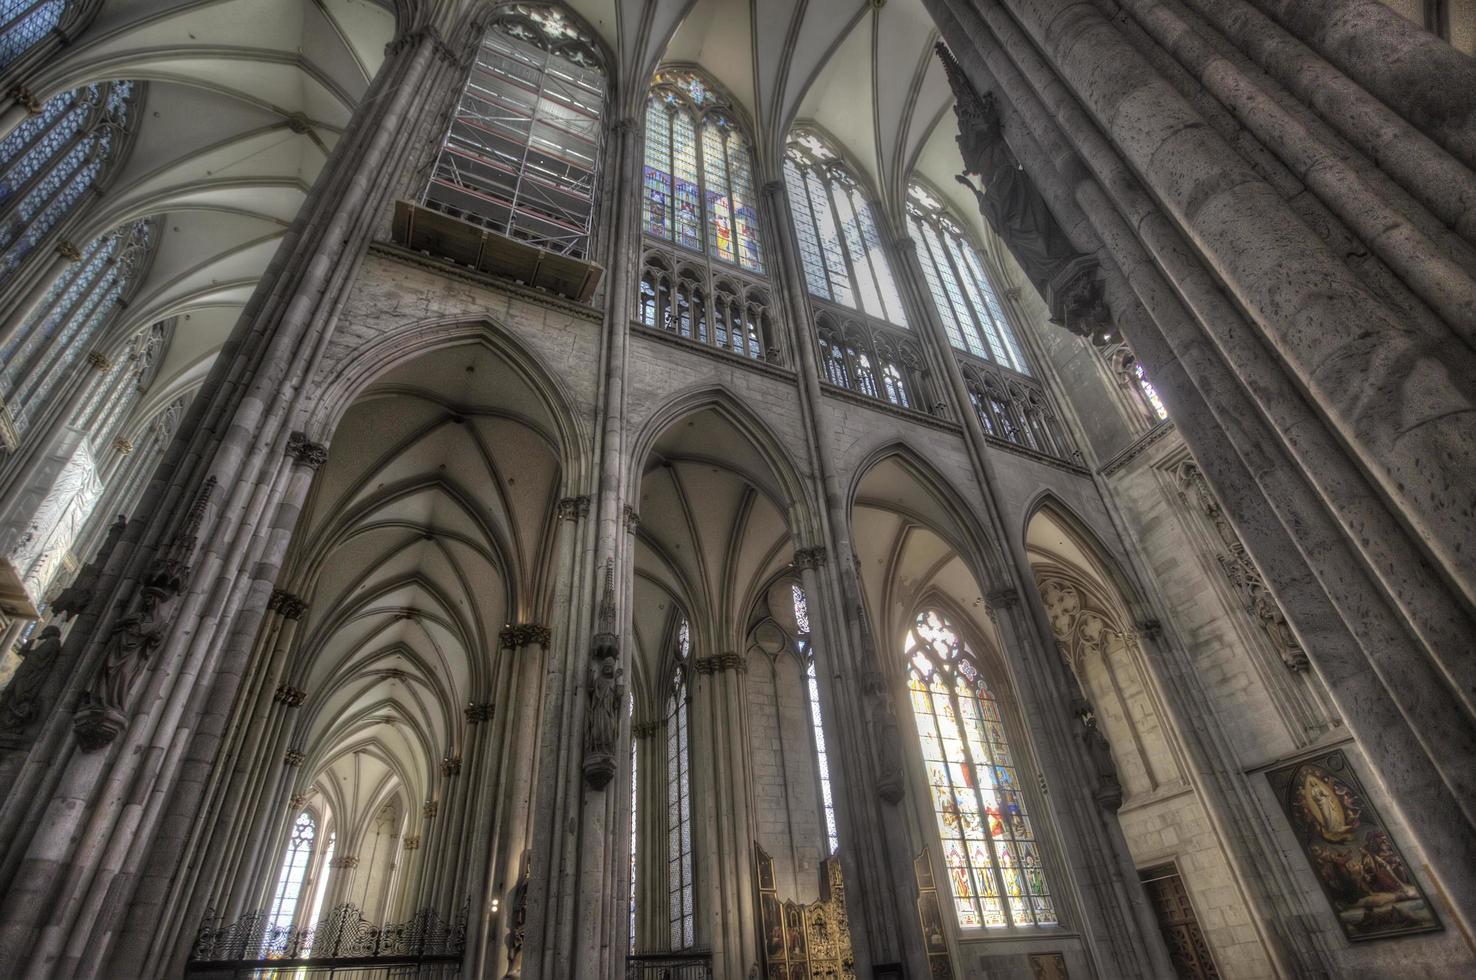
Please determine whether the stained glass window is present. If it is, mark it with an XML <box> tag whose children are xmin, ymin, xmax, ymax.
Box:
<box><xmin>666</xmin><ymin>619</ymin><xmax>694</xmax><ymax>949</ymax></box>
<box><xmin>784</xmin><ymin>133</ymin><xmax>908</xmax><ymax>328</ymax></box>
<box><xmin>423</xmin><ymin>4</ymin><xmax>604</xmax><ymax>258</ymax></box>
<box><xmin>0</xmin><ymin>219</ymin><xmax>153</xmax><ymax>439</ymax></box>
<box><xmin>795</xmin><ymin>584</ymin><xmax>839</xmax><ymax>855</ymax></box>
<box><xmin>907</xmin><ymin>181</ymin><xmax>1030</xmax><ymax>375</ymax></box>
<box><xmin>905</xmin><ymin>609</ymin><xmax>1055</xmax><ymax>929</ymax></box>
<box><xmin>0</xmin><ymin>0</ymin><xmax>64</xmax><ymax>69</ymax></box>
<box><xmin>1133</xmin><ymin>362</ymin><xmax>1168</xmax><ymax>421</ymax></box>
<box><xmin>642</xmin><ymin>70</ymin><xmax>765</xmax><ymax>274</ymax></box>
<box><xmin>268</xmin><ymin>811</ymin><xmax>317</xmax><ymax>933</ymax></box>
<box><xmin>0</xmin><ymin>81</ymin><xmax>135</xmax><ymax>279</ymax></box>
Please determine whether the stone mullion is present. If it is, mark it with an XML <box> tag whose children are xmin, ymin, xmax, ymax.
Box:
<box><xmin>468</xmin><ymin>633</ymin><xmax>518</xmax><ymax>973</ymax></box>
<box><xmin>0</xmin><ymin>25</ymin><xmax>452</xmax><ymax>976</ymax></box>
<box><xmin>630</xmin><ymin>725</ymin><xmax>662</xmax><ymax>954</ymax></box>
<box><xmin>521</xmin><ymin>493</ymin><xmax>593</xmax><ymax>980</ymax></box>
<box><xmin>932</xmin><ymin>0</ymin><xmax>1476</xmax><ymax>949</ymax></box>
<box><xmin>760</xmin><ymin>174</ymin><xmax>927</xmax><ymax>978</ymax></box>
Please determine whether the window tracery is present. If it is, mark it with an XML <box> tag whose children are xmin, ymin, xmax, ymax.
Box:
<box><xmin>907</xmin><ymin>180</ymin><xmax>1029</xmax><ymax>375</ymax></box>
<box><xmin>1099</xmin><ymin>341</ymin><xmax>1168</xmax><ymax>424</ymax></box>
<box><xmin>268</xmin><ymin>810</ymin><xmax>318</xmax><ymax>934</ymax></box>
<box><xmin>0</xmin><ymin>0</ymin><xmax>65</xmax><ymax>69</ymax></box>
<box><xmin>959</xmin><ymin>361</ymin><xmax>1072</xmax><ymax>460</ymax></box>
<box><xmin>0</xmin><ymin>219</ymin><xmax>154</xmax><ymax>440</ymax></box>
<box><xmin>422</xmin><ymin>4</ymin><xmax>604</xmax><ymax>258</ymax></box>
<box><xmin>636</xmin><ymin>250</ymin><xmax>776</xmax><ymax>361</ymax></box>
<box><xmin>814</xmin><ymin>310</ymin><xmax>930</xmax><ymax>411</ymax></box>
<box><xmin>905</xmin><ymin>608</ymin><xmax>1056</xmax><ymax>929</ymax></box>
<box><xmin>666</xmin><ymin>618</ymin><xmax>694</xmax><ymax>949</ymax></box>
<box><xmin>0</xmin><ymin>80</ymin><xmax>136</xmax><ymax>279</ymax></box>
<box><xmin>783</xmin><ymin>132</ymin><xmax>908</xmax><ymax>328</ymax></box>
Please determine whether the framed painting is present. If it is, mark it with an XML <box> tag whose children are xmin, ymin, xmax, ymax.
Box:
<box><xmin>1266</xmin><ymin>749</ymin><xmax>1441</xmax><ymax>941</ymax></box>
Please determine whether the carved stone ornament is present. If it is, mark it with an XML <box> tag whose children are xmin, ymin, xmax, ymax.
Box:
<box><xmin>55</xmin><ymin>240</ymin><xmax>83</xmax><ymax>262</ymax></box>
<box><xmin>284</xmin><ymin>750</ymin><xmax>306</xmax><ymax>767</ymax></box>
<box><xmin>423</xmin><ymin>800</ymin><xmax>438</xmax><ymax>819</ymax></box>
<box><xmin>74</xmin><ymin>478</ymin><xmax>217</xmax><ymax>751</ymax></box>
<box><xmin>1176</xmin><ymin>462</ymin><xmax>1308</xmax><ymax>671</ymax></box>
<box><xmin>273</xmin><ymin>684</ymin><xmax>307</xmax><ymax>707</ymax></box>
<box><xmin>51</xmin><ymin>514</ymin><xmax>126</xmax><ymax>621</ymax></box>
<box><xmin>329</xmin><ymin>855</ymin><xmax>360</xmax><ymax>869</ymax></box>
<box><xmin>694</xmin><ymin>652</ymin><xmax>747</xmax><ymax>674</ymax></box>
<box><xmin>288</xmin><ymin>794</ymin><xmax>308</xmax><ymax>809</ymax></box>
<box><xmin>556</xmin><ymin>495</ymin><xmax>590</xmax><ymax>522</ymax></box>
<box><xmin>268</xmin><ymin>588</ymin><xmax>308</xmax><ymax>620</ymax></box>
<box><xmin>441</xmin><ymin>755</ymin><xmax>462</xmax><ymax>777</ymax></box>
<box><xmin>499</xmin><ymin>623</ymin><xmax>551</xmax><ymax>649</ymax></box>
<box><xmin>792</xmin><ymin>546</ymin><xmax>828</xmax><ymax>570</ymax></box>
<box><xmin>465</xmin><ymin>701</ymin><xmax>495</xmax><ymax>724</ymax></box>
<box><xmin>623</xmin><ymin>505</ymin><xmax>641</xmax><ymax>536</ymax></box>
<box><xmin>285</xmin><ymin>431</ymin><xmax>329</xmax><ymax>470</ymax></box>
<box><xmin>504</xmin><ymin>855</ymin><xmax>531</xmax><ymax>978</ymax></box>
<box><xmin>10</xmin><ymin>85</ymin><xmax>43</xmax><ymax>114</ymax></box>
<box><xmin>87</xmin><ymin>350</ymin><xmax>112</xmax><ymax>372</ymax></box>
<box><xmin>582</xmin><ymin>560</ymin><xmax>625</xmax><ymax>790</ymax></box>
<box><xmin>403</xmin><ymin>835</ymin><xmax>421</xmax><ymax>850</ymax></box>
<box><xmin>0</xmin><ymin>625</ymin><xmax>62</xmax><ymax>732</ymax></box>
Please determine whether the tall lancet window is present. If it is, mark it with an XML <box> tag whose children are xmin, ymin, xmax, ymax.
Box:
<box><xmin>906</xmin><ymin>180</ymin><xmax>1030</xmax><ymax>375</ymax></box>
<box><xmin>422</xmin><ymin>3</ymin><xmax>604</xmax><ymax>258</ymax></box>
<box><xmin>783</xmin><ymin>130</ymin><xmax>908</xmax><ymax>327</ymax></box>
<box><xmin>268</xmin><ymin>810</ymin><xmax>318</xmax><ymax>933</ymax></box>
<box><xmin>0</xmin><ymin>80</ymin><xmax>136</xmax><ymax>278</ymax></box>
<box><xmin>0</xmin><ymin>219</ymin><xmax>153</xmax><ymax>441</ymax></box>
<box><xmin>666</xmin><ymin>618</ymin><xmax>694</xmax><ymax>949</ymax></box>
<box><xmin>1</xmin><ymin>0</ymin><xmax>66</xmax><ymax>67</ymax></box>
<box><xmin>641</xmin><ymin>69</ymin><xmax>764</xmax><ymax>273</ymax></box>
<box><xmin>905</xmin><ymin>609</ymin><xmax>1056</xmax><ymax>929</ymax></box>
<box><xmin>793</xmin><ymin>583</ymin><xmax>839</xmax><ymax>854</ymax></box>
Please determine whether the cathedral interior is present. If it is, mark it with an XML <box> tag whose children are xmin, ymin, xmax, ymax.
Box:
<box><xmin>0</xmin><ymin>1</ymin><xmax>1472</xmax><ymax>978</ymax></box>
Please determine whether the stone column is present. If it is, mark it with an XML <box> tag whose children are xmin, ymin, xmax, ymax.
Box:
<box><xmin>0</xmin><ymin>18</ymin><xmax>465</xmax><ymax>977</ymax></box>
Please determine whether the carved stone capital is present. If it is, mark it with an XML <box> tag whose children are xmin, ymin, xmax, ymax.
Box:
<box><xmin>441</xmin><ymin>755</ymin><xmax>462</xmax><ymax>777</ymax></box>
<box><xmin>9</xmin><ymin>85</ymin><xmax>42</xmax><ymax>114</ymax></box>
<box><xmin>402</xmin><ymin>836</ymin><xmax>421</xmax><ymax>850</ymax></box>
<box><xmin>792</xmin><ymin>546</ymin><xmax>828</xmax><ymax>570</ymax></box>
<box><xmin>268</xmin><ymin>588</ymin><xmax>308</xmax><ymax>620</ymax></box>
<box><xmin>284</xmin><ymin>750</ymin><xmax>306</xmax><ymax>767</ymax></box>
<box><xmin>55</xmin><ymin>240</ymin><xmax>83</xmax><ymax>262</ymax></box>
<box><xmin>285</xmin><ymin>431</ymin><xmax>328</xmax><ymax>470</ymax></box>
<box><xmin>985</xmin><ymin>587</ymin><xmax>1019</xmax><ymax>610</ymax></box>
<box><xmin>891</xmin><ymin>235</ymin><xmax>918</xmax><ymax>254</ymax></box>
<box><xmin>87</xmin><ymin>350</ymin><xmax>112</xmax><ymax>372</ymax></box>
<box><xmin>273</xmin><ymin>684</ymin><xmax>307</xmax><ymax>707</ymax></box>
<box><xmin>423</xmin><ymin>800</ymin><xmax>438</xmax><ymax>819</ymax></box>
<box><xmin>329</xmin><ymin>855</ymin><xmax>360</xmax><ymax>869</ymax></box>
<box><xmin>694</xmin><ymin>653</ymin><xmax>746</xmax><ymax>674</ymax></box>
<box><xmin>73</xmin><ymin>705</ymin><xmax>127</xmax><ymax>752</ymax></box>
<box><xmin>1134</xmin><ymin>619</ymin><xmax>1162</xmax><ymax>640</ymax></box>
<box><xmin>761</xmin><ymin>179</ymin><xmax>786</xmax><ymax>200</ymax></box>
<box><xmin>465</xmin><ymin>701</ymin><xmax>494</xmax><ymax>723</ymax></box>
<box><xmin>557</xmin><ymin>495</ymin><xmax>590</xmax><ymax>521</ymax></box>
<box><xmin>632</xmin><ymin>721</ymin><xmax>661</xmax><ymax>739</ymax></box>
<box><xmin>500</xmin><ymin>623</ymin><xmax>551</xmax><ymax>649</ymax></box>
<box><xmin>112</xmin><ymin>436</ymin><xmax>133</xmax><ymax>454</ymax></box>
<box><xmin>288</xmin><ymin>794</ymin><xmax>308</xmax><ymax>809</ymax></box>
<box><xmin>623</xmin><ymin>505</ymin><xmax>641</xmax><ymax>535</ymax></box>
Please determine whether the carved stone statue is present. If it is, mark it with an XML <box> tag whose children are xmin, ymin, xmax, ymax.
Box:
<box><xmin>0</xmin><ymin>625</ymin><xmax>62</xmax><ymax>731</ymax></box>
<box><xmin>1071</xmin><ymin>695</ymin><xmax>1122</xmax><ymax>810</ymax></box>
<box><xmin>582</xmin><ymin>560</ymin><xmax>624</xmax><ymax>789</ymax></box>
<box><xmin>875</xmin><ymin>704</ymin><xmax>906</xmax><ymax>804</ymax></box>
<box><xmin>503</xmin><ymin>854</ymin><xmax>530</xmax><ymax>978</ymax></box>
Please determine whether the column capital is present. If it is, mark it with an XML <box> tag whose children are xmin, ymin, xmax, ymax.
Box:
<box><xmin>402</xmin><ymin>835</ymin><xmax>421</xmax><ymax>850</ymax></box>
<box><xmin>112</xmin><ymin>436</ymin><xmax>133</xmax><ymax>454</ymax></box>
<box><xmin>55</xmin><ymin>240</ymin><xmax>83</xmax><ymax>262</ymax></box>
<box><xmin>9</xmin><ymin>85</ymin><xmax>42</xmax><ymax>115</ymax></box>
<box><xmin>87</xmin><ymin>350</ymin><xmax>112</xmax><ymax>372</ymax></box>
<box><xmin>632</xmin><ymin>721</ymin><xmax>661</xmax><ymax>739</ymax></box>
<box><xmin>329</xmin><ymin>855</ymin><xmax>360</xmax><ymax>869</ymax></box>
<box><xmin>557</xmin><ymin>495</ymin><xmax>590</xmax><ymax>521</ymax></box>
<box><xmin>273</xmin><ymin>684</ymin><xmax>307</xmax><ymax>707</ymax></box>
<box><xmin>694</xmin><ymin>652</ymin><xmax>746</xmax><ymax>674</ymax></box>
<box><xmin>268</xmin><ymin>588</ymin><xmax>309</xmax><ymax>620</ymax></box>
<box><xmin>499</xmin><ymin>623</ymin><xmax>551</xmax><ymax>649</ymax></box>
<box><xmin>465</xmin><ymin>701</ymin><xmax>495</xmax><ymax>723</ymax></box>
<box><xmin>623</xmin><ymin>505</ymin><xmax>641</xmax><ymax>535</ymax></box>
<box><xmin>284</xmin><ymin>749</ymin><xmax>306</xmax><ymax>767</ymax></box>
<box><xmin>422</xmin><ymin>800</ymin><xmax>438</xmax><ymax>819</ymax></box>
<box><xmin>285</xmin><ymin>431</ymin><xmax>328</xmax><ymax>469</ymax></box>
<box><xmin>792</xmin><ymin>546</ymin><xmax>828</xmax><ymax>570</ymax></box>
<box><xmin>441</xmin><ymin>755</ymin><xmax>462</xmax><ymax>777</ymax></box>
<box><xmin>985</xmin><ymin>587</ymin><xmax>1019</xmax><ymax>610</ymax></box>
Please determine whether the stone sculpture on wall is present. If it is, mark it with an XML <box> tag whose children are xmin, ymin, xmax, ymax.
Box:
<box><xmin>73</xmin><ymin>477</ymin><xmax>215</xmax><ymax>751</ymax></box>
<box><xmin>583</xmin><ymin>559</ymin><xmax>624</xmax><ymax>789</ymax></box>
<box><xmin>936</xmin><ymin>43</ymin><xmax>1111</xmax><ymax>340</ymax></box>
<box><xmin>0</xmin><ymin>625</ymin><xmax>62</xmax><ymax>734</ymax></box>
<box><xmin>1175</xmin><ymin>462</ymin><xmax>1308</xmax><ymax>672</ymax></box>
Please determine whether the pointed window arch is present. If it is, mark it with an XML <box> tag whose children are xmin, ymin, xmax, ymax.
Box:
<box><xmin>268</xmin><ymin>810</ymin><xmax>318</xmax><ymax>934</ymax></box>
<box><xmin>0</xmin><ymin>219</ymin><xmax>154</xmax><ymax>441</ymax></box>
<box><xmin>422</xmin><ymin>3</ymin><xmax>605</xmax><ymax>258</ymax></box>
<box><xmin>906</xmin><ymin>180</ymin><xmax>1029</xmax><ymax>375</ymax></box>
<box><xmin>0</xmin><ymin>80</ymin><xmax>136</xmax><ymax>279</ymax></box>
<box><xmin>783</xmin><ymin>131</ymin><xmax>908</xmax><ymax>328</ymax></box>
<box><xmin>666</xmin><ymin>617</ymin><xmax>694</xmax><ymax>949</ymax></box>
<box><xmin>641</xmin><ymin>68</ymin><xmax>765</xmax><ymax>274</ymax></box>
<box><xmin>905</xmin><ymin>608</ymin><xmax>1056</xmax><ymax>929</ymax></box>
<box><xmin>793</xmin><ymin>582</ymin><xmax>839</xmax><ymax>855</ymax></box>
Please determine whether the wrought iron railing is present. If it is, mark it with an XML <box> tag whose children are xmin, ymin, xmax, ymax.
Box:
<box><xmin>187</xmin><ymin>902</ymin><xmax>465</xmax><ymax>977</ymax></box>
<box><xmin>626</xmin><ymin>949</ymin><xmax>714</xmax><ymax>980</ymax></box>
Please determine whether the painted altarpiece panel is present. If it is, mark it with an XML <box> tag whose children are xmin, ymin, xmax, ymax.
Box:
<box><xmin>1266</xmin><ymin>749</ymin><xmax>1440</xmax><ymax>941</ymax></box>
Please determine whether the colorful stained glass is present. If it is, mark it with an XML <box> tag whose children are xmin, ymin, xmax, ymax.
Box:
<box><xmin>906</xmin><ymin>608</ymin><xmax>1055</xmax><ymax>928</ymax></box>
<box><xmin>671</xmin><ymin>112</ymin><xmax>701</xmax><ymax>251</ymax></box>
<box><xmin>1133</xmin><ymin>362</ymin><xmax>1168</xmax><ymax>420</ymax></box>
<box><xmin>643</xmin><ymin>101</ymin><xmax>673</xmax><ymax>238</ymax></box>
